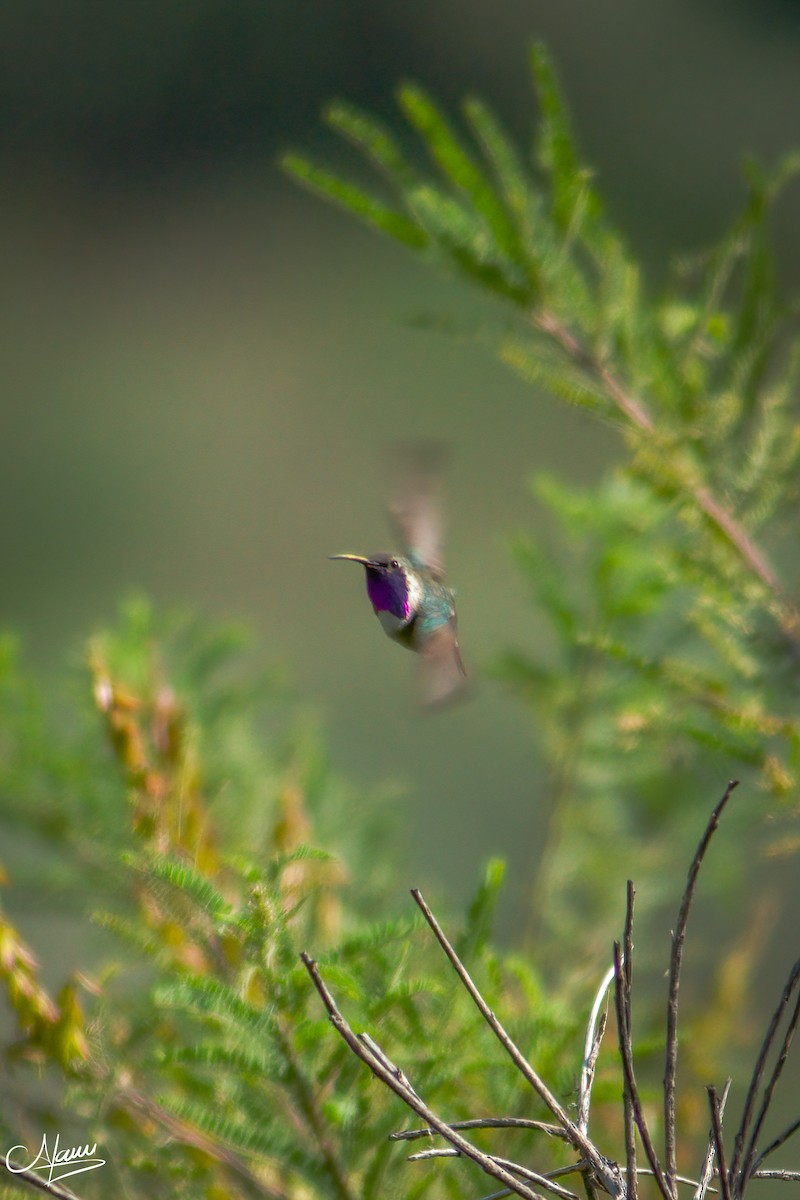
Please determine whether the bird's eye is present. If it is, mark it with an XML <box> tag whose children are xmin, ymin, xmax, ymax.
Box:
<box><xmin>389</xmin><ymin>559</ymin><xmax>400</xmax><ymax>569</ymax></box>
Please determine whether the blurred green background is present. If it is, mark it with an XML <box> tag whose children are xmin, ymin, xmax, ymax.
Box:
<box><xmin>2</xmin><ymin>0</ymin><xmax>800</xmax><ymax>920</ymax></box>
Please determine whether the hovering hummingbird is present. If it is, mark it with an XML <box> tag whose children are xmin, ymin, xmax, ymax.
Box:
<box><xmin>330</xmin><ymin>445</ymin><xmax>467</xmax><ymax>707</ymax></box>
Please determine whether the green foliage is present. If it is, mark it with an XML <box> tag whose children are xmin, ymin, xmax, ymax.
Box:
<box><xmin>285</xmin><ymin>42</ymin><xmax>800</xmax><ymax>953</ymax></box>
<box><xmin>1</xmin><ymin>41</ymin><xmax>800</xmax><ymax>1200</ymax></box>
<box><xmin>0</xmin><ymin>603</ymin><xmax>582</xmax><ymax>1200</ymax></box>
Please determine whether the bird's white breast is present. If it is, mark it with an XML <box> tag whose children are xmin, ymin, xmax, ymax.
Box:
<box><xmin>376</xmin><ymin>609</ymin><xmax>409</xmax><ymax>637</ymax></box>
<box><xmin>374</xmin><ymin>570</ymin><xmax>422</xmax><ymax>639</ymax></box>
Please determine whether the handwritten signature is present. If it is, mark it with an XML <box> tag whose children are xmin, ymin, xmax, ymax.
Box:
<box><xmin>5</xmin><ymin>1133</ymin><xmax>105</xmax><ymax>1184</ymax></box>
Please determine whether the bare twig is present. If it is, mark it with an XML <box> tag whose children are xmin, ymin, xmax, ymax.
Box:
<box><xmin>736</xmin><ymin>961</ymin><xmax>800</xmax><ymax>1196</ymax></box>
<box><xmin>622</xmin><ymin>882</ymin><xmax>638</xmax><ymax>1200</ymax></box>
<box><xmin>665</xmin><ymin>782</ymin><xmax>739</xmax><ymax>1198</ymax></box>
<box><xmin>610</xmin><ymin>884</ymin><xmax>640</xmax><ymax>1200</ymax></box>
<box><xmin>358</xmin><ymin>1033</ymin><xmax>423</xmax><ymax>1102</ymax></box>
<box><xmin>300</xmin><ymin>951</ymin><xmax>550</xmax><ymax>1200</ymax></box>
<box><xmin>613</xmin><ymin>939</ymin><xmax>669</xmax><ymax>1200</ymax></box>
<box><xmin>409</xmin><ymin>889</ymin><xmax>623</xmax><ymax>1198</ymax></box>
<box><xmin>0</xmin><ymin>1163</ymin><xmax>86</xmax><ymax>1200</ymax></box>
<box><xmin>490</xmin><ymin>1158</ymin><xmax>582</xmax><ymax>1200</ymax></box>
<box><xmin>410</xmin><ymin>1148</ymin><xmax>595</xmax><ymax>1185</ymax></box>
<box><xmin>622</xmin><ymin>881</ymin><xmax>634</xmax><ymax>1022</ymax></box>
<box><xmin>406</xmin><ymin>1149</ymin><xmax>581</xmax><ymax>1200</ymax></box>
<box><xmin>407</xmin><ymin>1147</ymin><xmax>460</xmax><ymax>1160</ymax></box>
<box><xmin>707</xmin><ymin>1087</ymin><xmax>732</xmax><ymax>1200</ymax></box>
<box><xmin>640</xmin><ymin>1170</ymin><xmax>717</xmax><ymax>1193</ymax></box>
<box><xmin>578</xmin><ymin>963</ymin><xmax>615</xmax><ymax>1135</ymax></box>
<box><xmin>694</xmin><ymin>1079</ymin><xmax>732</xmax><ymax>1200</ymax></box>
<box><xmin>751</xmin><ymin>1117</ymin><xmax>800</xmax><ymax>1174</ymax></box>
<box><xmin>392</xmin><ymin>1117</ymin><xmax>567</xmax><ymax>1142</ymax></box>
<box><xmin>299</xmin><ymin>790</ymin><xmax>799</xmax><ymax>1200</ymax></box>
<box><xmin>730</xmin><ymin>957</ymin><xmax>800</xmax><ymax>1195</ymax></box>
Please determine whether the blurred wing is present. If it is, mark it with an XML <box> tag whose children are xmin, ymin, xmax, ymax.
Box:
<box><xmin>416</xmin><ymin>619</ymin><xmax>467</xmax><ymax>708</ymax></box>
<box><xmin>387</xmin><ymin>441</ymin><xmax>447</xmax><ymax>579</ymax></box>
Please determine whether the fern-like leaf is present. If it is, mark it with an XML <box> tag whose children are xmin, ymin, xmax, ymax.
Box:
<box><xmin>531</xmin><ymin>42</ymin><xmax>603</xmax><ymax>246</ymax></box>
<box><xmin>398</xmin><ymin>81</ymin><xmax>522</xmax><ymax>266</ymax></box>
<box><xmin>323</xmin><ymin>99</ymin><xmax>416</xmax><ymax>194</ymax></box>
<box><xmin>281</xmin><ymin>154</ymin><xmax>427</xmax><ymax>249</ymax></box>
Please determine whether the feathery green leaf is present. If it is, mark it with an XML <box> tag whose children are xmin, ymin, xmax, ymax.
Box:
<box><xmin>281</xmin><ymin>153</ymin><xmax>427</xmax><ymax>248</ymax></box>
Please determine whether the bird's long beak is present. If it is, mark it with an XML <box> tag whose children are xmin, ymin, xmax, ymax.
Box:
<box><xmin>329</xmin><ymin>553</ymin><xmax>371</xmax><ymax>565</ymax></box>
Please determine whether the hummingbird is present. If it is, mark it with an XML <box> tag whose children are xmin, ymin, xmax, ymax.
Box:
<box><xmin>330</xmin><ymin>444</ymin><xmax>467</xmax><ymax>707</ymax></box>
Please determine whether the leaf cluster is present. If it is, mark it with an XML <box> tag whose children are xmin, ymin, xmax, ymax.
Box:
<box><xmin>0</xmin><ymin>602</ymin><xmax>578</xmax><ymax>1200</ymax></box>
<box><xmin>284</xmin><ymin>44</ymin><xmax>800</xmax><ymax>953</ymax></box>
<box><xmin>0</xmin><ymin>39</ymin><xmax>799</xmax><ymax>1200</ymax></box>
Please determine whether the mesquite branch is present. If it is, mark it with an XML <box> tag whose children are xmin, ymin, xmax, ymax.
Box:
<box><xmin>531</xmin><ymin>311</ymin><xmax>800</xmax><ymax>642</ymax></box>
<box><xmin>301</xmin><ymin>780</ymin><xmax>799</xmax><ymax>1199</ymax></box>
<box><xmin>664</xmin><ymin>781</ymin><xmax>739</xmax><ymax>1197</ymax></box>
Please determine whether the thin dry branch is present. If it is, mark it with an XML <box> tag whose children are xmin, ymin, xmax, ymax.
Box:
<box><xmin>392</xmin><ymin>1117</ymin><xmax>567</xmax><ymax>1142</ymax></box>
<box><xmin>578</xmin><ymin>964</ymin><xmax>615</xmax><ymax>1136</ymax></box>
<box><xmin>639</xmin><ymin>1170</ymin><xmax>717</xmax><ymax>1193</ymax></box>
<box><xmin>0</xmin><ymin>1163</ymin><xmax>86</xmax><ymax>1200</ymax></box>
<box><xmin>298</xmin><ymin>787</ymin><xmax>798</xmax><ymax>1200</ymax></box>
<box><xmin>665</xmin><ymin>781</ymin><xmax>739</xmax><ymax>1198</ymax></box>
<box><xmin>488</xmin><ymin>1158</ymin><xmax>582</xmax><ymax>1200</ymax></box>
<box><xmin>409</xmin><ymin>888</ymin><xmax>623</xmax><ymax>1198</ymax></box>
<box><xmin>735</xmin><ymin>959</ymin><xmax>800</xmax><ymax>1196</ymax></box>
<box><xmin>613</xmin><ymin>938</ymin><xmax>668</xmax><ymax>1200</ymax></box>
<box><xmin>707</xmin><ymin>1087</ymin><xmax>732</xmax><ymax>1200</ymax></box>
<box><xmin>300</xmin><ymin>951</ymin><xmax>551</xmax><ymax>1200</ymax></box>
<box><xmin>405</xmin><ymin>1148</ymin><xmax>582</xmax><ymax>1200</ymax></box>
<box><xmin>751</xmin><ymin>1117</ymin><xmax>800</xmax><ymax>1174</ymax></box>
<box><xmin>622</xmin><ymin>882</ymin><xmax>638</xmax><ymax>1200</ymax></box>
<box><xmin>730</xmin><ymin>956</ymin><xmax>800</xmax><ymax>1196</ymax></box>
<box><xmin>694</xmin><ymin>1079</ymin><xmax>731</xmax><ymax>1200</ymax></box>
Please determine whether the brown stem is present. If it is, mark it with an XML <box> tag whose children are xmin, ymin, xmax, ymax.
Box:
<box><xmin>751</xmin><ymin>1116</ymin><xmax>800</xmax><ymax>1174</ymax></box>
<box><xmin>300</xmin><ymin>951</ymin><xmax>550</xmax><ymax>1200</ymax></box>
<box><xmin>735</xmin><ymin>963</ymin><xmax>800</xmax><ymax>1197</ymax></box>
<box><xmin>531</xmin><ymin>310</ymin><xmax>800</xmax><ymax>640</ymax></box>
<box><xmin>613</xmin><ymin>939</ymin><xmax>669</xmax><ymax>1200</ymax></box>
<box><xmin>730</xmin><ymin>957</ymin><xmax>800</xmax><ymax>1193</ymax></box>
<box><xmin>410</xmin><ymin>889</ymin><xmax>622</xmax><ymax>1197</ymax></box>
<box><xmin>392</xmin><ymin>1117</ymin><xmax>567</xmax><ymax>1142</ymax></box>
<box><xmin>694</xmin><ymin>1079</ymin><xmax>731</xmax><ymax>1200</ymax></box>
<box><xmin>621</xmin><ymin>884</ymin><xmax>638</xmax><ymax>1200</ymax></box>
<box><xmin>664</xmin><ymin>782</ymin><xmax>739</xmax><ymax>1197</ymax></box>
<box><xmin>707</xmin><ymin>1087</ymin><xmax>732</xmax><ymax>1200</ymax></box>
<box><xmin>0</xmin><ymin>1162</ymin><xmax>86</xmax><ymax>1200</ymax></box>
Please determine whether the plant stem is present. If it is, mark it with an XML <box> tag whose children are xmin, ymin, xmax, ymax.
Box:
<box><xmin>531</xmin><ymin>309</ymin><xmax>800</xmax><ymax>640</ymax></box>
